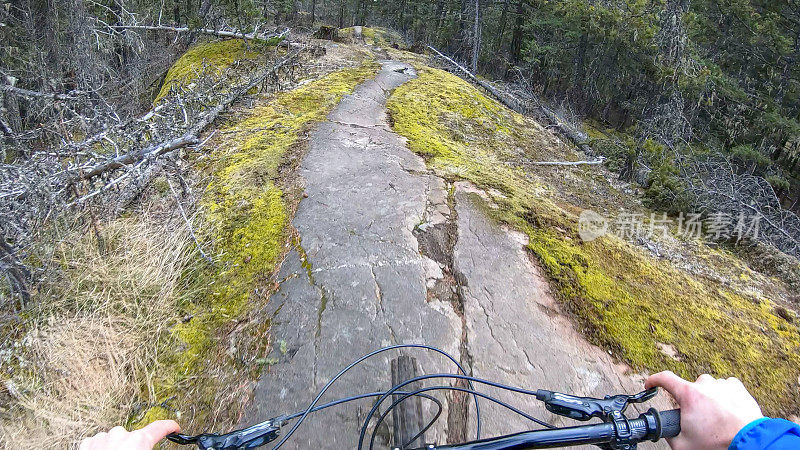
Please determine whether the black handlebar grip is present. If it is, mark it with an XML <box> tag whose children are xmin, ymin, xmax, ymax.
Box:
<box><xmin>658</xmin><ymin>409</ymin><xmax>681</xmax><ymax>438</ymax></box>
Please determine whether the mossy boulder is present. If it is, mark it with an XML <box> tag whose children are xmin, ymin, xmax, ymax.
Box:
<box><xmin>313</xmin><ymin>25</ymin><xmax>339</xmax><ymax>40</ymax></box>
<box><xmin>155</xmin><ymin>39</ymin><xmax>274</xmax><ymax>103</ymax></box>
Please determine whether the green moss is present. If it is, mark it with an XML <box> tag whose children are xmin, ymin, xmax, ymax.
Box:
<box><xmin>388</xmin><ymin>65</ymin><xmax>800</xmax><ymax>416</ymax></box>
<box><xmin>135</xmin><ymin>62</ymin><xmax>379</xmax><ymax>427</ymax></box>
<box><xmin>388</xmin><ymin>67</ymin><xmax>544</xmax><ymax>200</ymax></box>
<box><xmin>129</xmin><ymin>406</ymin><xmax>175</xmax><ymax>430</ymax></box>
<box><xmin>526</xmin><ymin>228</ymin><xmax>800</xmax><ymax>415</ymax></box>
<box><xmin>643</xmin><ymin>160</ymin><xmax>692</xmax><ymax>214</ymax></box>
<box><xmin>155</xmin><ymin>39</ymin><xmax>269</xmax><ymax>103</ymax></box>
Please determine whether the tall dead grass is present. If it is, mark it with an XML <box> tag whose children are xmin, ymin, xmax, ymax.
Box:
<box><xmin>0</xmin><ymin>216</ymin><xmax>191</xmax><ymax>449</ymax></box>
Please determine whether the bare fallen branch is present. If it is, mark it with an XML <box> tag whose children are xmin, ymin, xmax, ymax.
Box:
<box><xmin>0</xmin><ymin>118</ymin><xmax>12</xmax><ymax>136</ymax></box>
<box><xmin>1</xmin><ymin>42</ymin><xmax>308</xmax><ymax>297</ymax></box>
<box><xmin>74</xmin><ymin>49</ymin><xmax>300</xmax><ymax>181</ymax></box>
<box><xmin>63</xmin><ymin>102</ymin><xmax>170</xmax><ymax>152</ymax></box>
<box><xmin>0</xmin><ymin>238</ymin><xmax>30</xmax><ymax>304</ymax></box>
<box><xmin>112</xmin><ymin>25</ymin><xmax>289</xmax><ymax>43</ymax></box>
<box><xmin>427</xmin><ymin>45</ymin><xmax>595</xmax><ymax>155</ymax></box>
<box><xmin>1</xmin><ymin>84</ymin><xmax>83</xmax><ymax>101</ymax></box>
<box><xmin>525</xmin><ymin>158</ymin><xmax>605</xmax><ymax>166</ymax></box>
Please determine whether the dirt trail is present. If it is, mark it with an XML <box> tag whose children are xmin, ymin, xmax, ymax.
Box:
<box><xmin>240</xmin><ymin>58</ymin><xmax>670</xmax><ymax>448</ymax></box>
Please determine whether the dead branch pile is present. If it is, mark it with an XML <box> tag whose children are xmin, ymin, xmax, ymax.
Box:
<box><xmin>684</xmin><ymin>156</ymin><xmax>800</xmax><ymax>257</ymax></box>
<box><xmin>0</xmin><ymin>43</ymin><xmax>308</xmax><ymax>304</ymax></box>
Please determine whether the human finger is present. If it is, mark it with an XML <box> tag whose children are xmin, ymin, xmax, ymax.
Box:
<box><xmin>696</xmin><ymin>373</ymin><xmax>716</xmax><ymax>384</ymax></box>
<box><xmin>645</xmin><ymin>371</ymin><xmax>691</xmax><ymax>402</ymax></box>
<box><xmin>135</xmin><ymin>420</ymin><xmax>181</xmax><ymax>447</ymax></box>
<box><xmin>79</xmin><ymin>437</ymin><xmax>92</xmax><ymax>450</ymax></box>
<box><xmin>108</xmin><ymin>426</ymin><xmax>127</xmax><ymax>439</ymax></box>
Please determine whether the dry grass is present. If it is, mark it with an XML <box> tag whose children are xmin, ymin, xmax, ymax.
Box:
<box><xmin>0</xmin><ymin>215</ymin><xmax>191</xmax><ymax>449</ymax></box>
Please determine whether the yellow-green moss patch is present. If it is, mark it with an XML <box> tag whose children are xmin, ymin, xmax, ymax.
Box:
<box><xmin>526</xmin><ymin>228</ymin><xmax>800</xmax><ymax>415</ymax></box>
<box><xmin>388</xmin><ymin>67</ymin><xmax>551</xmax><ymax>199</ymax></box>
<box><xmin>155</xmin><ymin>39</ymin><xmax>269</xmax><ymax>103</ymax></box>
<box><xmin>135</xmin><ymin>62</ymin><xmax>379</xmax><ymax>427</ymax></box>
<box><xmin>387</xmin><ymin>65</ymin><xmax>800</xmax><ymax>416</ymax></box>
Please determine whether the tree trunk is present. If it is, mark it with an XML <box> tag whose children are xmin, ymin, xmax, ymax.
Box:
<box><xmin>198</xmin><ymin>0</ymin><xmax>213</xmax><ymax>21</ymax></box>
<box><xmin>36</xmin><ymin>0</ymin><xmax>61</xmax><ymax>80</ymax></box>
<box><xmin>311</xmin><ymin>0</ymin><xmax>316</xmax><ymax>23</ymax></box>
<box><xmin>0</xmin><ymin>238</ymin><xmax>30</xmax><ymax>305</ymax></box>
<box><xmin>70</xmin><ymin>0</ymin><xmax>98</xmax><ymax>90</ymax></box>
<box><xmin>496</xmin><ymin>0</ymin><xmax>510</xmax><ymax>53</ymax></box>
<box><xmin>338</xmin><ymin>0</ymin><xmax>345</xmax><ymax>28</ymax></box>
<box><xmin>435</xmin><ymin>0</ymin><xmax>447</xmax><ymax>35</ymax></box>
<box><xmin>399</xmin><ymin>0</ymin><xmax>406</xmax><ymax>32</ymax></box>
<box><xmin>2</xmin><ymin>76</ymin><xmax>22</xmax><ymax>133</ymax></box>
<box><xmin>570</xmin><ymin>31</ymin><xmax>588</xmax><ymax>111</ymax></box>
<box><xmin>776</xmin><ymin>26</ymin><xmax>799</xmax><ymax>107</ymax></box>
<box><xmin>471</xmin><ymin>0</ymin><xmax>481</xmax><ymax>73</ymax></box>
<box><xmin>510</xmin><ymin>0</ymin><xmax>525</xmax><ymax>64</ymax></box>
<box><xmin>361</xmin><ymin>0</ymin><xmax>369</xmax><ymax>25</ymax></box>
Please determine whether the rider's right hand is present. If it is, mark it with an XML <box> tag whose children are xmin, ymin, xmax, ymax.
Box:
<box><xmin>645</xmin><ymin>371</ymin><xmax>763</xmax><ymax>450</ymax></box>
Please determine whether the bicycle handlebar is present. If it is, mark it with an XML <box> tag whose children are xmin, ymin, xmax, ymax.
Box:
<box><xmin>659</xmin><ymin>409</ymin><xmax>681</xmax><ymax>438</ymax></box>
<box><xmin>412</xmin><ymin>408</ymin><xmax>681</xmax><ymax>449</ymax></box>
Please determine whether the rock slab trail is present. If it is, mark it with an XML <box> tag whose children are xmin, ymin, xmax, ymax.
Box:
<box><xmin>240</xmin><ymin>60</ymin><xmax>668</xmax><ymax>448</ymax></box>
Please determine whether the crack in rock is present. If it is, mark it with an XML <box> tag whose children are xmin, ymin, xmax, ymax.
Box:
<box><xmin>412</xmin><ymin>176</ymin><xmax>475</xmax><ymax>443</ymax></box>
<box><xmin>370</xmin><ymin>264</ymin><xmax>398</xmax><ymax>344</ymax></box>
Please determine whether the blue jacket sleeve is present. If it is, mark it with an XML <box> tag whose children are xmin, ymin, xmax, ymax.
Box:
<box><xmin>729</xmin><ymin>418</ymin><xmax>800</xmax><ymax>450</ymax></box>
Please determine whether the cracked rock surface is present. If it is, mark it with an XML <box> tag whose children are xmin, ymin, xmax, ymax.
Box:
<box><xmin>453</xmin><ymin>183</ymin><xmax>669</xmax><ymax>446</ymax></box>
<box><xmin>241</xmin><ymin>60</ymin><xmax>669</xmax><ymax>448</ymax></box>
<box><xmin>239</xmin><ymin>61</ymin><xmax>462</xmax><ymax>448</ymax></box>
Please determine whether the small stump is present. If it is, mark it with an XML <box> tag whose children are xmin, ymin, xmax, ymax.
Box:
<box><xmin>313</xmin><ymin>25</ymin><xmax>339</xmax><ymax>41</ymax></box>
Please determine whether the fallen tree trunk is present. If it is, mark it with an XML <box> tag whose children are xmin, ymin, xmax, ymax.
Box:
<box><xmin>74</xmin><ymin>49</ymin><xmax>300</xmax><ymax>181</ymax></box>
<box><xmin>112</xmin><ymin>25</ymin><xmax>289</xmax><ymax>43</ymax></box>
<box><xmin>1</xmin><ymin>84</ymin><xmax>82</xmax><ymax>101</ymax></box>
<box><xmin>76</xmin><ymin>134</ymin><xmax>197</xmax><ymax>180</ymax></box>
<box><xmin>427</xmin><ymin>45</ymin><xmax>595</xmax><ymax>156</ymax></box>
<box><xmin>62</xmin><ymin>102</ymin><xmax>170</xmax><ymax>153</ymax></box>
<box><xmin>525</xmin><ymin>158</ymin><xmax>605</xmax><ymax>166</ymax></box>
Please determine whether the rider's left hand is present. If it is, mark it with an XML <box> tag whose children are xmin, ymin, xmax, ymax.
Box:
<box><xmin>79</xmin><ymin>420</ymin><xmax>179</xmax><ymax>450</ymax></box>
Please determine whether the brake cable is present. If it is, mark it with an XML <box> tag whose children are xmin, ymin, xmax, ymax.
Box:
<box><xmin>168</xmin><ymin>344</ymin><xmax>481</xmax><ymax>449</ymax></box>
<box><xmin>369</xmin><ymin>385</ymin><xmax>557</xmax><ymax>450</ymax></box>
<box><xmin>167</xmin><ymin>343</ymin><xmax>662</xmax><ymax>450</ymax></box>
<box><xmin>168</xmin><ymin>391</ymin><xmax>443</xmax><ymax>449</ymax></box>
<box><xmin>357</xmin><ymin>373</ymin><xmax>556</xmax><ymax>450</ymax></box>
<box><xmin>271</xmin><ymin>344</ymin><xmax>482</xmax><ymax>450</ymax></box>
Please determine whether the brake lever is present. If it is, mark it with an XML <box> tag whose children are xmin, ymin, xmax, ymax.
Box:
<box><xmin>166</xmin><ymin>416</ymin><xmax>288</xmax><ymax>449</ymax></box>
<box><xmin>535</xmin><ymin>387</ymin><xmax>658</xmax><ymax>421</ymax></box>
